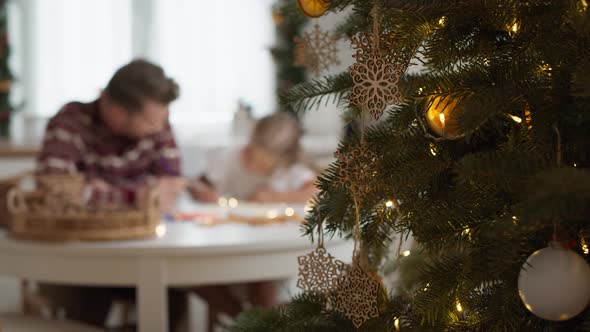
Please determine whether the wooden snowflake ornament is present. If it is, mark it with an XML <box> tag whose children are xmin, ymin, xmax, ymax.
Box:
<box><xmin>297</xmin><ymin>246</ymin><xmax>346</xmax><ymax>293</ymax></box>
<box><xmin>333</xmin><ymin>262</ymin><xmax>380</xmax><ymax>328</ymax></box>
<box><xmin>295</xmin><ymin>24</ymin><xmax>340</xmax><ymax>76</ymax></box>
<box><xmin>335</xmin><ymin>145</ymin><xmax>378</xmax><ymax>197</ymax></box>
<box><xmin>349</xmin><ymin>32</ymin><xmax>405</xmax><ymax>120</ymax></box>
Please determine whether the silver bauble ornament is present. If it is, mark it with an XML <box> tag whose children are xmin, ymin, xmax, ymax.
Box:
<box><xmin>518</xmin><ymin>243</ymin><xmax>590</xmax><ymax>321</ymax></box>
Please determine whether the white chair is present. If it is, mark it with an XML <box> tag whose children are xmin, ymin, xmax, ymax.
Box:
<box><xmin>0</xmin><ymin>313</ymin><xmax>105</xmax><ymax>332</ymax></box>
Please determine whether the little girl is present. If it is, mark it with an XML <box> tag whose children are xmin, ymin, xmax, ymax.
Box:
<box><xmin>188</xmin><ymin>112</ymin><xmax>318</xmax><ymax>331</ymax></box>
<box><xmin>190</xmin><ymin>112</ymin><xmax>317</xmax><ymax>203</ymax></box>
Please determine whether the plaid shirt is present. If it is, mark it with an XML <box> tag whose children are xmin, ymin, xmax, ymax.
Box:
<box><xmin>36</xmin><ymin>99</ymin><xmax>182</xmax><ymax>204</ymax></box>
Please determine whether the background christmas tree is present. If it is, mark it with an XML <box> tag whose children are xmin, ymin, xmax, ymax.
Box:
<box><xmin>230</xmin><ymin>0</ymin><xmax>590</xmax><ymax>331</ymax></box>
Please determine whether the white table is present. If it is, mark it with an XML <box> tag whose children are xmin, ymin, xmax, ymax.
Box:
<box><xmin>0</xmin><ymin>218</ymin><xmax>352</xmax><ymax>332</ymax></box>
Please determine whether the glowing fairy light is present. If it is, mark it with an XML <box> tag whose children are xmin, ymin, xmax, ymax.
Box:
<box><xmin>228</xmin><ymin>197</ymin><xmax>239</xmax><ymax>208</ymax></box>
<box><xmin>510</xmin><ymin>21</ymin><xmax>519</xmax><ymax>34</ymax></box>
<box><xmin>285</xmin><ymin>207</ymin><xmax>295</xmax><ymax>217</ymax></box>
<box><xmin>438</xmin><ymin>16</ymin><xmax>447</xmax><ymax>27</ymax></box>
<box><xmin>583</xmin><ymin>243</ymin><xmax>589</xmax><ymax>255</ymax></box>
<box><xmin>574</xmin><ymin>163</ymin><xmax>578</xmax><ymax>167</ymax></box>
<box><xmin>266</xmin><ymin>209</ymin><xmax>279</xmax><ymax>219</ymax></box>
<box><xmin>385</xmin><ymin>200</ymin><xmax>394</xmax><ymax>208</ymax></box>
<box><xmin>155</xmin><ymin>224</ymin><xmax>167</xmax><ymax>237</ymax></box>
<box><xmin>462</xmin><ymin>227</ymin><xmax>472</xmax><ymax>240</ymax></box>
<box><xmin>218</xmin><ymin>197</ymin><xmax>228</xmax><ymax>208</ymax></box>
<box><xmin>539</xmin><ymin>63</ymin><xmax>552</xmax><ymax>76</ymax></box>
<box><xmin>429</xmin><ymin>143</ymin><xmax>438</xmax><ymax>156</ymax></box>
<box><xmin>456</xmin><ymin>300</ymin><xmax>463</xmax><ymax>312</ymax></box>
<box><xmin>439</xmin><ymin>113</ymin><xmax>446</xmax><ymax>126</ymax></box>
<box><xmin>401</xmin><ymin>250</ymin><xmax>411</xmax><ymax>257</ymax></box>
<box><xmin>394</xmin><ymin>317</ymin><xmax>400</xmax><ymax>331</ymax></box>
<box><xmin>509</xmin><ymin>114</ymin><xmax>522</xmax><ymax>123</ymax></box>
<box><xmin>512</xmin><ymin>215</ymin><xmax>518</xmax><ymax>225</ymax></box>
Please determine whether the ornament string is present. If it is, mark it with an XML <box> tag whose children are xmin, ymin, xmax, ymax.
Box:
<box><xmin>352</xmin><ymin>195</ymin><xmax>362</xmax><ymax>264</ymax></box>
<box><xmin>552</xmin><ymin>124</ymin><xmax>562</xmax><ymax>243</ymax></box>
<box><xmin>317</xmin><ymin>212</ymin><xmax>325</xmax><ymax>249</ymax></box>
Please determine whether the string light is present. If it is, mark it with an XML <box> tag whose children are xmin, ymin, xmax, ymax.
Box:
<box><xmin>508</xmin><ymin>114</ymin><xmax>522</xmax><ymax>123</ymax></box>
<box><xmin>456</xmin><ymin>299</ymin><xmax>463</xmax><ymax>312</ymax></box>
<box><xmin>155</xmin><ymin>224</ymin><xmax>167</xmax><ymax>237</ymax></box>
<box><xmin>394</xmin><ymin>317</ymin><xmax>400</xmax><ymax>331</ymax></box>
<box><xmin>266</xmin><ymin>209</ymin><xmax>279</xmax><ymax>219</ymax></box>
<box><xmin>423</xmin><ymin>283</ymin><xmax>430</xmax><ymax>291</ymax></box>
<box><xmin>574</xmin><ymin>163</ymin><xmax>578</xmax><ymax>167</ymax></box>
<box><xmin>401</xmin><ymin>250</ymin><xmax>411</xmax><ymax>257</ymax></box>
<box><xmin>429</xmin><ymin>143</ymin><xmax>438</xmax><ymax>156</ymax></box>
<box><xmin>539</xmin><ymin>63</ymin><xmax>552</xmax><ymax>76</ymax></box>
<box><xmin>507</xmin><ymin>18</ymin><xmax>520</xmax><ymax>35</ymax></box>
<box><xmin>462</xmin><ymin>227</ymin><xmax>472</xmax><ymax>240</ymax></box>
<box><xmin>385</xmin><ymin>200</ymin><xmax>394</xmax><ymax>208</ymax></box>
<box><xmin>512</xmin><ymin>215</ymin><xmax>518</xmax><ymax>225</ymax></box>
<box><xmin>579</xmin><ymin>0</ymin><xmax>588</xmax><ymax>12</ymax></box>
<box><xmin>581</xmin><ymin>237</ymin><xmax>589</xmax><ymax>255</ymax></box>
<box><xmin>285</xmin><ymin>207</ymin><xmax>295</xmax><ymax>217</ymax></box>
<box><xmin>438</xmin><ymin>16</ymin><xmax>447</xmax><ymax>27</ymax></box>
<box><xmin>218</xmin><ymin>197</ymin><xmax>228</xmax><ymax>208</ymax></box>
<box><xmin>228</xmin><ymin>197</ymin><xmax>239</xmax><ymax>208</ymax></box>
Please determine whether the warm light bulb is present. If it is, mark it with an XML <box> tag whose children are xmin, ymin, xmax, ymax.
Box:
<box><xmin>394</xmin><ymin>317</ymin><xmax>400</xmax><ymax>331</ymax></box>
<box><xmin>218</xmin><ymin>197</ymin><xmax>228</xmax><ymax>208</ymax></box>
<box><xmin>228</xmin><ymin>197</ymin><xmax>239</xmax><ymax>208</ymax></box>
<box><xmin>438</xmin><ymin>16</ymin><xmax>447</xmax><ymax>27</ymax></box>
<box><xmin>510</xmin><ymin>22</ymin><xmax>519</xmax><ymax>34</ymax></box>
<box><xmin>583</xmin><ymin>243</ymin><xmax>589</xmax><ymax>255</ymax></box>
<box><xmin>285</xmin><ymin>207</ymin><xmax>295</xmax><ymax>217</ymax></box>
<box><xmin>574</xmin><ymin>163</ymin><xmax>578</xmax><ymax>167</ymax></box>
<box><xmin>401</xmin><ymin>250</ymin><xmax>411</xmax><ymax>257</ymax></box>
<box><xmin>456</xmin><ymin>300</ymin><xmax>463</xmax><ymax>312</ymax></box>
<box><xmin>155</xmin><ymin>224</ymin><xmax>167</xmax><ymax>237</ymax></box>
<box><xmin>508</xmin><ymin>114</ymin><xmax>522</xmax><ymax>123</ymax></box>
<box><xmin>512</xmin><ymin>215</ymin><xmax>518</xmax><ymax>225</ymax></box>
<box><xmin>266</xmin><ymin>209</ymin><xmax>279</xmax><ymax>219</ymax></box>
<box><xmin>385</xmin><ymin>200</ymin><xmax>394</xmax><ymax>208</ymax></box>
<box><xmin>462</xmin><ymin>228</ymin><xmax>471</xmax><ymax>240</ymax></box>
<box><xmin>429</xmin><ymin>143</ymin><xmax>438</xmax><ymax>156</ymax></box>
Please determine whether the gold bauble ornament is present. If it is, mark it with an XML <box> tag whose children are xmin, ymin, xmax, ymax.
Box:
<box><xmin>296</xmin><ymin>0</ymin><xmax>328</xmax><ymax>18</ymax></box>
<box><xmin>425</xmin><ymin>95</ymin><xmax>465</xmax><ymax>139</ymax></box>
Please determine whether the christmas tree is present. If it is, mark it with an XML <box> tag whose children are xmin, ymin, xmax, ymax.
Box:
<box><xmin>230</xmin><ymin>0</ymin><xmax>590</xmax><ymax>331</ymax></box>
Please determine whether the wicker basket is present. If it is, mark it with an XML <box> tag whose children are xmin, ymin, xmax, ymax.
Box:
<box><xmin>0</xmin><ymin>174</ymin><xmax>25</xmax><ymax>228</ymax></box>
<box><xmin>6</xmin><ymin>183</ymin><xmax>161</xmax><ymax>242</ymax></box>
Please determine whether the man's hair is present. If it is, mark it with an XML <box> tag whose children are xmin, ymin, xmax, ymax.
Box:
<box><xmin>105</xmin><ymin>59</ymin><xmax>179</xmax><ymax>112</ymax></box>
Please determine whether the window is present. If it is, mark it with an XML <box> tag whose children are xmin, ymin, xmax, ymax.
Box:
<box><xmin>9</xmin><ymin>0</ymin><xmax>276</xmax><ymax>135</ymax></box>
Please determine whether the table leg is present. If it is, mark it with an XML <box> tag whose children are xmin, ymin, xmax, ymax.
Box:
<box><xmin>137</xmin><ymin>259</ymin><xmax>168</xmax><ymax>332</ymax></box>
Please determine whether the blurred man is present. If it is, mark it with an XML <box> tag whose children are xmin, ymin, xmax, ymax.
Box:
<box><xmin>35</xmin><ymin>59</ymin><xmax>186</xmax><ymax>328</ymax></box>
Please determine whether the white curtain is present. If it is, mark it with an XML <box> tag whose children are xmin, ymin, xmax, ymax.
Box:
<box><xmin>9</xmin><ymin>0</ymin><xmax>276</xmax><ymax>134</ymax></box>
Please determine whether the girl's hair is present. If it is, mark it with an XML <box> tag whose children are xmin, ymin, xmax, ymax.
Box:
<box><xmin>250</xmin><ymin>112</ymin><xmax>304</xmax><ymax>167</ymax></box>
